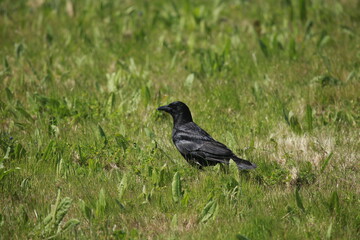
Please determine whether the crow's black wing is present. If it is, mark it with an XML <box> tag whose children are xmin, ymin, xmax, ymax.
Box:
<box><xmin>173</xmin><ymin>122</ymin><xmax>234</xmax><ymax>165</ymax></box>
<box><xmin>172</xmin><ymin>121</ymin><xmax>213</xmax><ymax>141</ymax></box>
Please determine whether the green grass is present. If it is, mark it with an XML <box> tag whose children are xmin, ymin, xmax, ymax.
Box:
<box><xmin>1</xmin><ymin>0</ymin><xmax>359</xmax><ymax>239</ymax></box>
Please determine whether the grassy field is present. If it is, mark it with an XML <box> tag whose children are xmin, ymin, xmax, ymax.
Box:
<box><xmin>1</xmin><ymin>0</ymin><xmax>359</xmax><ymax>239</ymax></box>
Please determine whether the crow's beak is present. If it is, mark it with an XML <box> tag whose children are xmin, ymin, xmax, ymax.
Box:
<box><xmin>157</xmin><ymin>105</ymin><xmax>171</xmax><ymax>112</ymax></box>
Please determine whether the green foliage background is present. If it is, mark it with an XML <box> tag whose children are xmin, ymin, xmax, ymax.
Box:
<box><xmin>0</xmin><ymin>0</ymin><xmax>359</xmax><ymax>239</ymax></box>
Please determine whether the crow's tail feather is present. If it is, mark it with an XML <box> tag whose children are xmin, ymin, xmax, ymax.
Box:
<box><xmin>232</xmin><ymin>155</ymin><xmax>257</xmax><ymax>170</ymax></box>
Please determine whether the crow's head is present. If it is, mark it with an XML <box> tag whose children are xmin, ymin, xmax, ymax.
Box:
<box><xmin>157</xmin><ymin>101</ymin><xmax>193</xmax><ymax>125</ymax></box>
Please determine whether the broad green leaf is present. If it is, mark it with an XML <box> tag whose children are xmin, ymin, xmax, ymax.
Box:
<box><xmin>295</xmin><ymin>188</ymin><xmax>305</xmax><ymax>212</ymax></box>
<box><xmin>172</xmin><ymin>172</ymin><xmax>182</xmax><ymax>203</ymax></box>
<box><xmin>34</xmin><ymin>189</ymin><xmax>75</xmax><ymax>237</ymax></box>
<box><xmin>299</xmin><ymin>0</ymin><xmax>307</xmax><ymax>23</ymax></box>
<box><xmin>14</xmin><ymin>143</ymin><xmax>26</xmax><ymax>159</ymax></box>
<box><xmin>170</xmin><ymin>214</ymin><xmax>178</xmax><ymax>231</ymax></box>
<box><xmin>289</xmin><ymin>112</ymin><xmax>302</xmax><ymax>134</ymax></box>
<box><xmin>0</xmin><ymin>100</ymin><xmax>5</xmax><ymax>111</ymax></box>
<box><xmin>282</xmin><ymin>106</ymin><xmax>289</xmax><ymax>125</ymax></box>
<box><xmin>320</xmin><ymin>152</ymin><xmax>333</xmax><ymax>173</ymax></box>
<box><xmin>50</xmin><ymin>189</ymin><xmax>62</xmax><ymax>229</ymax></box>
<box><xmin>289</xmin><ymin>38</ymin><xmax>296</xmax><ymax>59</ymax></box>
<box><xmin>229</xmin><ymin>159</ymin><xmax>239</xmax><ymax>181</ymax></box>
<box><xmin>115</xmin><ymin>199</ymin><xmax>126</xmax><ymax>210</ymax></box>
<box><xmin>317</xmin><ymin>32</ymin><xmax>331</xmax><ymax>49</ymax></box>
<box><xmin>118</xmin><ymin>174</ymin><xmax>128</xmax><ymax>201</ymax></box>
<box><xmin>77</xmin><ymin>145</ymin><xmax>84</xmax><ymax>164</ymax></box>
<box><xmin>141</xmin><ymin>86</ymin><xmax>151</xmax><ymax>106</ymax></box>
<box><xmin>341</xmin><ymin>25</ymin><xmax>354</xmax><ymax>38</ymax></box>
<box><xmin>144</xmin><ymin>127</ymin><xmax>154</xmax><ymax>139</ymax></box>
<box><xmin>106</xmin><ymin>92</ymin><xmax>115</xmax><ymax>114</ymax></box>
<box><xmin>55</xmin><ymin>197</ymin><xmax>73</xmax><ymax>229</ymax></box>
<box><xmin>96</xmin><ymin>188</ymin><xmax>107</xmax><ymax>217</ymax></box>
<box><xmin>50</xmin><ymin>124</ymin><xmax>60</xmax><ymax>138</ymax></box>
<box><xmin>61</xmin><ymin>219</ymin><xmax>80</xmax><ymax>233</ymax></box>
<box><xmin>16</xmin><ymin>107</ymin><xmax>34</xmax><ymax>122</ymax></box>
<box><xmin>198</xmin><ymin>199</ymin><xmax>218</xmax><ymax>223</ymax></box>
<box><xmin>98</xmin><ymin>125</ymin><xmax>108</xmax><ymax>145</ymax></box>
<box><xmin>115</xmin><ymin>134</ymin><xmax>129</xmax><ymax>151</ymax></box>
<box><xmin>304</xmin><ymin>21</ymin><xmax>313</xmax><ymax>39</ymax></box>
<box><xmin>15</xmin><ymin>43</ymin><xmax>24</xmax><ymax>59</ymax></box>
<box><xmin>0</xmin><ymin>213</ymin><xmax>3</xmax><ymax>227</ymax></box>
<box><xmin>0</xmin><ymin>168</ymin><xmax>20</xmax><ymax>181</ymax></box>
<box><xmin>236</xmin><ymin>234</ymin><xmax>251</xmax><ymax>240</ymax></box>
<box><xmin>3</xmin><ymin>56</ymin><xmax>11</xmax><ymax>74</ymax></box>
<box><xmin>184</xmin><ymin>73</ymin><xmax>194</xmax><ymax>88</ymax></box>
<box><xmin>5</xmin><ymin>88</ymin><xmax>14</xmax><ymax>102</ymax></box>
<box><xmin>106</xmin><ymin>71</ymin><xmax>121</xmax><ymax>92</ymax></box>
<box><xmin>157</xmin><ymin>164</ymin><xmax>167</xmax><ymax>187</ymax></box>
<box><xmin>329</xmin><ymin>191</ymin><xmax>339</xmax><ymax>215</ymax></box>
<box><xmin>43</xmin><ymin>140</ymin><xmax>55</xmax><ymax>161</ymax></box>
<box><xmin>326</xmin><ymin>221</ymin><xmax>333</xmax><ymax>239</ymax></box>
<box><xmin>3</xmin><ymin>146</ymin><xmax>11</xmax><ymax>160</ymax></box>
<box><xmin>79</xmin><ymin>199</ymin><xmax>93</xmax><ymax>221</ymax></box>
<box><xmin>258</xmin><ymin>39</ymin><xmax>269</xmax><ymax>58</ymax></box>
<box><xmin>181</xmin><ymin>192</ymin><xmax>190</xmax><ymax>207</ymax></box>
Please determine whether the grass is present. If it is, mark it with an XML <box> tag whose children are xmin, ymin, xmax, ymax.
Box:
<box><xmin>0</xmin><ymin>0</ymin><xmax>359</xmax><ymax>239</ymax></box>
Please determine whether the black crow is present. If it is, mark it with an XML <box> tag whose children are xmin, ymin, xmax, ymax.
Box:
<box><xmin>157</xmin><ymin>101</ymin><xmax>257</xmax><ymax>170</ymax></box>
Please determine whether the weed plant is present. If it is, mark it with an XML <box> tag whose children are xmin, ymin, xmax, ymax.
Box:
<box><xmin>0</xmin><ymin>0</ymin><xmax>359</xmax><ymax>239</ymax></box>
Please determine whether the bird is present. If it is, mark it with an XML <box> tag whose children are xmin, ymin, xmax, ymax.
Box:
<box><xmin>157</xmin><ymin>101</ymin><xmax>257</xmax><ymax>170</ymax></box>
